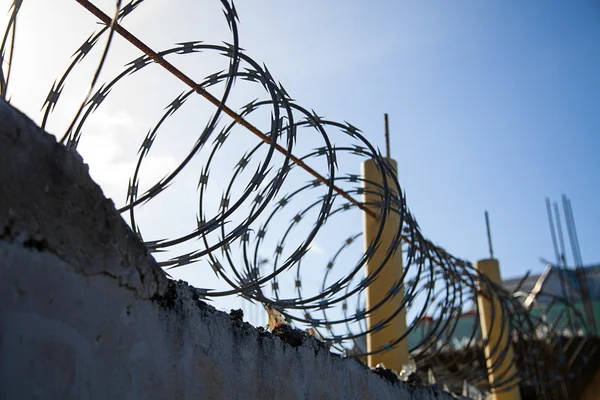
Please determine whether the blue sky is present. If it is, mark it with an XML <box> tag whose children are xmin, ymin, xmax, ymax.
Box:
<box><xmin>4</xmin><ymin>0</ymin><xmax>600</xmax><ymax>326</ymax></box>
<box><xmin>231</xmin><ymin>0</ymin><xmax>600</xmax><ymax>279</ymax></box>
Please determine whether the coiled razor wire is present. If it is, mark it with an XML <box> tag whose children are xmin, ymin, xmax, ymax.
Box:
<box><xmin>2</xmin><ymin>1</ymin><xmax>597</xmax><ymax>397</ymax></box>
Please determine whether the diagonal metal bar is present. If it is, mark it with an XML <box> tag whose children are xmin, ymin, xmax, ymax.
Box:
<box><xmin>74</xmin><ymin>0</ymin><xmax>377</xmax><ymax>220</ymax></box>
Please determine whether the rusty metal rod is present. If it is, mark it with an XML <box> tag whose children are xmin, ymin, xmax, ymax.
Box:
<box><xmin>74</xmin><ymin>0</ymin><xmax>377</xmax><ymax>220</ymax></box>
<box><xmin>384</xmin><ymin>113</ymin><xmax>390</xmax><ymax>159</ymax></box>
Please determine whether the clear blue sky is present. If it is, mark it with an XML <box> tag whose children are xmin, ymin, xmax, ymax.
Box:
<box><xmin>231</xmin><ymin>0</ymin><xmax>600</xmax><ymax>279</ymax></box>
<box><xmin>5</xmin><ymin>1</ymin><xmax>600</xmax><ymax>324</ymax></box>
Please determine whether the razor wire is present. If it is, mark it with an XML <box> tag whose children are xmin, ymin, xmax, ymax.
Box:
<box><xmin>1</xmin><ymin>0</ymin><xmax>596</xmax><ymax>396</ymax></box>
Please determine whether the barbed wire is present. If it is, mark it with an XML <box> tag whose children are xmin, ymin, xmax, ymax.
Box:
<box><xmin>2</xmin><ymin>0</ymin><xmax>596</xmax><ymax>397</ymax></box>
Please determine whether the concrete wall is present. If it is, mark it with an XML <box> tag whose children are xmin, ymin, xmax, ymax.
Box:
<box><xmin>0</xmin><ymin>99</ymin><xmax>463</xmax><ymax>399</ymax></box>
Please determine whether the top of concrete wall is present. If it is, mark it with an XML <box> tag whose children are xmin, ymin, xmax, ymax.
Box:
<box><xmin>0</xmin><ymin>99</ymin><xmax>168</xmax><ymax>300</ymax></box>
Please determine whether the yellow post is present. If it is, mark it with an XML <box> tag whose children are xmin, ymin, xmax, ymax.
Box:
<box><xmin>361</xmin><ymin>158</ymin><xmax>409</xmax><ymax>371</ymax></box>
<box><xmin>475</xmin><ymin>259</ymin><xmax>521</xmax><ymax>400</ymax></box>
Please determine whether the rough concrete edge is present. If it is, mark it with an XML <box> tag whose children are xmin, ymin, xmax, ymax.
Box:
<box><xmin>0</xmin><ymin>99</ymin><xmax>468</xmax><ymax>399</ymax></box>
<box><xmin>0</xmin><ymin>98</ymin><xmax>167</xmax><ymax>299</ymax></box>
<box><xmin>150</xmin><ymin>279</ymin><xmax>467</xmax><ymax>399</ymax></box>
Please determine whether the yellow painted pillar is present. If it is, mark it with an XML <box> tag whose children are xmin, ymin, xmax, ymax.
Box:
<box><xmin>475</xmin><ymin>259</ymin><xmax>521</xmax><ymax>400</ymax></box>
<box><xmin>361</xmin><ymin>158</ymin><xmax>409</xmax><ymax>371</ymax></box>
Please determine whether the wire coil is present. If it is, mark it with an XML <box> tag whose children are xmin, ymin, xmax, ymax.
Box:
<box><xmin>2</xmin><ymin>1</ymin><xmax>596</xmax><ymax>396</ymax></box>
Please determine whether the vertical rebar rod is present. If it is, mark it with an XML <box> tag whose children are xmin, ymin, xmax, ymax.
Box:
<box><xmin>384</xmin><ymin>113</ymin><xmax>390</xmax><ymax>159</ymax></box>
<box><xmin>553</xmin><ymin>197</ymin><xmax>578</xmax><ymax>332</ymax></box>
<box><xmin>564</xmin><ymin>196</ymin><xmax>597</xmax><ymax>333</ymax></box>
<box><xmin>565</xmin><ymin>197</ymin><xmax>583</xmax><ymax>267</ymax></box>
<box><xmin>562</xmin><ymin>195</ymin><xmax>579</xmax><ymax>268</ymax></box>
<box><xmin>553</xmin><ymin>202</ymin><xmax>567</xmax><ymax>267</ymax></box>
<box><xmin>485</xmin><ymin>211</ymin><xmax>494</xmax><ymax>259</ymax></box>
<box><xmin>547</xmin><ymin>197</ymin><xmax>574</xmax><ymax>332</ymax></box>
<box><xmin>545</xmin><ymin>198</ymin><xmax>560</xmax><ymax>266</ymax></box>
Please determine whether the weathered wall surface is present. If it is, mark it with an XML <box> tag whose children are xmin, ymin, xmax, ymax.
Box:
<box><xmin>0</xmin><ymin>99</ymin><xmax>462</xmax><ymax>399</ymax></box>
